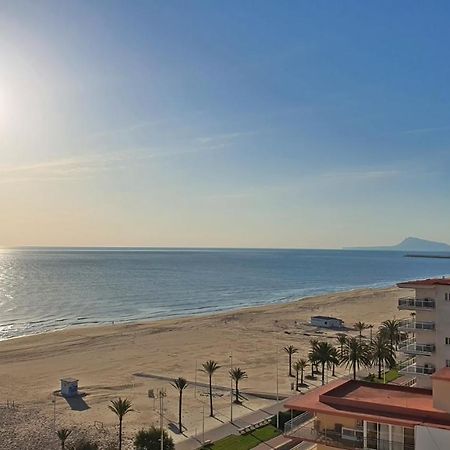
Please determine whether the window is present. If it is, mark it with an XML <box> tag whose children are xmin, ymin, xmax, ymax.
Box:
<box><xmin>446</xmin><ymin>337</ymin><xmax>450</xmax><ymax>345</ymax></box>
<box><xmin>446</xmin><ymin>293</ymin><xmax>450</xmax><ymax>301</ymax></box>
<box><xmin>446</xmin><ymin>360</ymin><xmax>450</xmax><ymax>368</ymax></box>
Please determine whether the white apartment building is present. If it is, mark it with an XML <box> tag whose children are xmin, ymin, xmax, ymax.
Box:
<box><xmin>398</xmin><ymin>277</ymin><xmax>450</xmax><ymax>389</ymax></box>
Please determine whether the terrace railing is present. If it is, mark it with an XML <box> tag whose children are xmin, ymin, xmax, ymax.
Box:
<box><xmin>399</xmin><ymin>358</ymin><xmax>435</xmax><ymax>375</ymax></box>
<box><xmin>398</xmin><ymin>319</ymin><xmax>435</xmax><ymax>331</ymax></box>
<box><xmin>398</xmin><ymin>340</ymin><xmax>435</xmax><ymax>355</ymax></box>
<box><xmin>284</xmin><ymin>415</ymin><xmax>414</xmax><ymax>450</ymax></box>
<box><xmin>398</xmin><ymin>297</ymin><xmax>435</xmax><ymax>310</ymax></box>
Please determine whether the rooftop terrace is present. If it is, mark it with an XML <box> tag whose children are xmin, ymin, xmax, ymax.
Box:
<box><xmin>285</xmin><ymin>378</ymin><xmax>450</xmax><ymax>430</ymax></box>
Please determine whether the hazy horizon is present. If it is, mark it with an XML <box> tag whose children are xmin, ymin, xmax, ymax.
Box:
<box><xmin>2</xmin><ymin>1</ymin><xmax>450</xmax><ymax>248</ymax></box>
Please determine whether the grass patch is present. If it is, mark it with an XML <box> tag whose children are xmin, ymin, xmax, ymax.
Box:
<box><xmin>366</xmin><ymin>369</ymin><xmax>400</xmax><ymax>384</ymax></box>
<box><xmin>202</xmin><ymin>425</ymin><xmax>280</xmax><ymax>450</ymax></box>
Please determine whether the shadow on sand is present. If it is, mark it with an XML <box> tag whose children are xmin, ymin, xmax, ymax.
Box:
<box><xmin>63</xmin><ymin>395</ymin><xmax>90</xmax><ymax>411</ymax></box>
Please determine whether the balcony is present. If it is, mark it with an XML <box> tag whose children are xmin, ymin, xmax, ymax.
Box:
<box><xmin>399</xmin><ymin>359</ymin><xmax>435</xmax><ymax>376</ymax></box>
<box><xmin>284</xmin><ymin>414</ymin><xmax>414</xmax><ymax>450</ymax></box>
<box><xmin>398</xmin><ymin>297</ymin><xmax>435</xmax><ymax>310</ymax></box>
<box><xmin>398</xmin><ymin>339</ymin><xmax>435</xmax><ymax>356</ymax></box>
<box><xmin>398</xmin><ymin>319</ymin><xmax>435</xmax><ymax>332</ymax></box>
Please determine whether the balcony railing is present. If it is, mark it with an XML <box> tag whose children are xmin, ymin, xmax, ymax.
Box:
<box><xmin>398</xmin><ymin>319</ymin><xmax>435</xmax><ymax>331</ymax></box>
<box><xmin>398</xmin><ymin>297</ymin><xmax>435</xmax><ymax>310</ymax></box>
<box><xmin>284</xmin><ymin>415</ymin><xmax>414</xmax><ymax>450</ymax></box>
<box><xmin>398</xmin><ymin>339</ymin><xmax>435</xmax><ymax>355</ymax></box>
<box><xmin>399</xmin><ymin>359</ymin><xmax>435</xmax><ymax>375</ymax></box>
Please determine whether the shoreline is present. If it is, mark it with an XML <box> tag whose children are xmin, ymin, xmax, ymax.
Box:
<box><xmin>2</xmin><ymin>282</ymin><xmax>398</xmax><ymax>344</ymax></box>
<box><xmin>1</xmin><ymin>280</ymin><xmax>405</xmax><ymax>342</ymax></box>
<box><xmin>0</xmin><ymin>285</ymin><xmax>411</xmax><ymax>449</ymax></box>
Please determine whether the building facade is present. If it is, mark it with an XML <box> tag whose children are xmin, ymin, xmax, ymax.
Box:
<box><xmin>397</xmin><ymin>278</ymin><xmax>450</xmax><ymax>389</ymax></box>
<box><xmin>284</xmin><ymin>368</ymin><xmax>450</xmax><ymax>450</ymax></box>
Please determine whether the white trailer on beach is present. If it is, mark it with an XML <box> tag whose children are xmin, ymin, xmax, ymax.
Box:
<box><xmin>311</xmin><ymin>315</ymin><xmax>344</xmax><ymax>329</ymax></box>
<box><xmin>60</xmin><ymin>378</ymin><xmax>79</xmax><ymax>397</ymax></box>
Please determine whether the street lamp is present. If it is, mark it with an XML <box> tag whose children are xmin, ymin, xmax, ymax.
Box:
<box><xmin>229</xmin><ymin>354</ymin><xmax>233</xmax><ymax>423</ymax></box>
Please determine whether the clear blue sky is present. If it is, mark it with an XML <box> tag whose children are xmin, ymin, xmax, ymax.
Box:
<box><xmin>1</xmin><ymin>1</ymin><xmax>450</xmax><ymax>248</ymax></box>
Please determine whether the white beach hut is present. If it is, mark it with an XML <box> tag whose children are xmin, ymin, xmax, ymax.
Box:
<box><xmin>311</xmin><ymin>315</ymin><xmax>344</xmax><ymax>329</ymax></box>
<box><xmin>60</xmin><ymin>378</ymin><xmax>79</xmax><ymax>397</ymax></box>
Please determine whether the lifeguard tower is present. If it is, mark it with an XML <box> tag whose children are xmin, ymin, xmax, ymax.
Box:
<box><xmin>60</xmin><ymin>378</ymin><xmax>79</xmax><ymax>397</ymax></box>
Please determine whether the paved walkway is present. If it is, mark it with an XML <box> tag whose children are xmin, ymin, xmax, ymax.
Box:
<box><xmin>253</xmin><ymin>434</ymin><xmax>292</xmax><ymax>449</ymax></box>
<box><xmin>175</xmin><ymin>399</ymin><xmax>289</xmax><ymax>450</ymax></box>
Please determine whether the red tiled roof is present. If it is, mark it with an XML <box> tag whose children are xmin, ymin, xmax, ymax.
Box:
<box><xmin>432</xmin><ymin>367</ymin><xmax>450</xmax><ymax>382</ymax></box>
<box><xmin>397</xmin><ymin>278</ymin><xmax>450</xmax><ymax>288</ymax></box>
<box><xmin>285</xmin><ymin>379</ymin><xmax>450</xmax><ymax>430</ymax></box>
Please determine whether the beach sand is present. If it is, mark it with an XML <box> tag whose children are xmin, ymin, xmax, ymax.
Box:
<box><xmin>0</xmin><ymin>286</ymin><xmax>410</xmax><ymax>449</ymax></box>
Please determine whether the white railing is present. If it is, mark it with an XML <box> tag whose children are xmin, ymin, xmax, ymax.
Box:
<box><xmin>399</xmin><ymin>319</ymin><xmax>435</xmax><ymax>331</ymax></box>
<box><xmin>398</xmin><ymin>297</ymin><xmax>435</xmax><ymax>309</ymax></box>
<box><xmin>399</xmin><ymin>360</ymin><xmax>435</xmax><ymax>375</ymax></box>
<box><xmin>284</xmin><ymin>411</ymin><xmax>314</xmax><ymax>436</ymax></box>
<box><xmin>399</xmin><ymin>341</ymin><xmax>435</xmax><ymax>355</ymax></box>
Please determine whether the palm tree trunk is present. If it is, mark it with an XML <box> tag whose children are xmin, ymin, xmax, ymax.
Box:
<box><xmin>378</xmin><ymin>358</ymin><xmax>382</xmax><ymax>379</ymax></box>
<box><xmin>235</xmin><ymin>380</ymin><xmax>239</xmax><ymax>403</ymax></box>
<box><xmin>295</xmin><ymin>370</ymin><xmax>299</xmax><ymax>390</ymax></box>
<box><xmin>289</xmin><ymin>354</ymin><xmax>292</xmax><ymax>377</ymax></box>
<box><xmin>300</xmin><ymin>368</ymin><xmax>304</xmax><ymax>386</ymax></box>
<box><xmin>209</xmin><ymin>375</ymin><xmax>213</xmax><ymax>417</ymax></box>
<box><xmin>332</xmin><ymin>363</ymin><xmax>335</xmax><ymax>377</ymax></box>
<box><xmin>310</xmin><ymin>364</ymin><xmax>314</xmax><ymax>377</ymax></box>
<box><xmin>321</xmin><ymin>362</ymin><xmax>325</xmax><ymax>385</ymax></box>
<box><xmin>119</xmin><ymin>417</ymin><xmax>123</xmax><ymax>450</ymax></box>
<box><xmin>353</xmin><ymin>362</ymin><xmax>356</xmax><ymax>380</ymax></box>
<box><xmin>179</xmin><ymin>391</ymin><xmax>183</xmax><ymax>433</ymax></box>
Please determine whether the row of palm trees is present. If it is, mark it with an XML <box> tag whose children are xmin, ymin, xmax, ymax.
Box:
<box><xmin>284</xmin><ymin>318</ymin><xmax>402</xmax><ymax>387</ymax></box>
<box><xmin>57</xmin><ymin>359</ymin><xmax>249</xmax><ymax>449</ymax></box>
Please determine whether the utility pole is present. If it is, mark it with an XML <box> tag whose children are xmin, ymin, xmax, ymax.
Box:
<box><xmin>202</xmin><ymin>402</ymin><xmax>205</xmax><ymax>444</ymax></box>
<box><xmin>159</xmin><ymin>388</ymin><xmax>166</xmax><ymax>450</ymax></box>
<box><xmin>276</xmin><ymin>345</ymin><xmax>279</xmax><ymax>429</ymax></box>
<box><xmin>230</xmin><ymin>354</ymin><xmax>233</xmax><ymax>423</ymax></box>
<box><xmin>194</xmin><ymin>360</ymin><xmax>198</xmax><ymax>398</ymax></box>
<box><xmin>52</xmin><ymin>396</ymin><xmax>56</xmax><ymax>430</ymax></box>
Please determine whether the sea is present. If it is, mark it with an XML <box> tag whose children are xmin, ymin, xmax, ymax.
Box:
<box><xmin>0</xmin><ymin>247</ymin><xmax>449</xmax><ymax>340</ymax></box>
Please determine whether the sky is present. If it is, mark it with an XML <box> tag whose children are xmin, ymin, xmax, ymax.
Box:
<box><xmin>1</xmin><ymin>1</ymin><xmax>450</xmax><ymax>248</ymax></box>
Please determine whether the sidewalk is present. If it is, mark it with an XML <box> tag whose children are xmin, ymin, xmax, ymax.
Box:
<box><xmin>175</xmin><ymin>399</ymin><xmax>288</xmax><ymax>450</ymax></box>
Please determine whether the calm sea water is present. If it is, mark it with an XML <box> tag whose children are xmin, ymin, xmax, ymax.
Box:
<box><xmin>0</xmin><ymin>248</ymin><xmax>449</xmax><ymax>340</ymax></box>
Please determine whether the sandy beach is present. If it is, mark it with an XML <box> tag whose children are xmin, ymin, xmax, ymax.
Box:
<box><xmin>0</xmin><ymin>286</ymin><xmax>410</xmax><ymax>449</ymax></box>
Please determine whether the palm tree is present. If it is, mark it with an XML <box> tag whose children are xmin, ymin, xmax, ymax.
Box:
<box><xmin>56</xmin><ymin>428</ymin><xmax>72</xmax><ymax>450</ymax></box>
<box><xmin>108</xmin><ymin>397</ymin><xmax>134</xmax><ymax>450</ymax></box>
<box><xmin>229</xmin><ymin>367</ymin><xmax>247</xmax><ymax>403</ymax></box>
<box><xmin>340</xmin><ymin>337</ymin><xmax>371</xmax><ymax>380</ymax></box>
<box><xmin>202</xmin><ymin>360</ymin><xmax>221</xmax><ymax>416</ymax></box>
<box><xmin>170</xmin><ymin>377</ymin><xmax>189</xmax><ymax>433</ymax></box>
<box><xmin>308</xmin><ymin>339</ymin><xmax>319</xmax><ymax>376</ymax></box>
<box><xmin>283</xmin><ymin>345</ymin><xmax>298</xmax><ymax>377</ymax></box>
<box><xmin>371</xmin><ymin>333</ymin><xmax>396</xmax><ymax>379</ymax></box>
<box><xmin>293</xmin><ymin>359</ymin><xmax>308</xmax><ymax>390</ymax></box>
<box><xmin>354</xmin><ymin>321</ymin><xmax>368</xmax><ymax>341</ymax></box>
<box><xmin>329</xmin><ymin>347</ymin><xmax>340</xmax><ymax>377</ymax></box>
<box><xmin>311</xmin><ymin>341</ymin><xmax>334</xmax><ymax>385</ymax></box>
<box><xmin>336</xmin><ymin>334</ymin><xmax>348</xmax><ymax>355</ymax></box>
<box><xmin>380</xmin><ymin>319</ymin><xmax>401</xmax><ymax>352</ymax></box>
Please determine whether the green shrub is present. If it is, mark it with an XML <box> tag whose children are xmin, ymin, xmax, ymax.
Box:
<box><xmin>67</xmin><ymin>438</ymin><xmax>99</xmax><ymax>450</ymax></box>
<box><xmin>134</xmin><ymin>427</ymin><xmax>174</xmax><ymax>450</ymax></box>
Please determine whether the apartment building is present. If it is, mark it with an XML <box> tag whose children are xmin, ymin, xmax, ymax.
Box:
<box><xmin>284</xmin><ymin>368</ymin><xmax>450</xmax><ymax>450</ymax></box>
<box><xmin>397</xmin><ymin>278</ymin><xmax>450</xmax><ymax>388</ymax></box>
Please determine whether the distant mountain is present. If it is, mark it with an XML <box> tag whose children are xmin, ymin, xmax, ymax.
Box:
<box><xmin>344</xmin><ymin>237</ymin><xmax>450</xmax><ymax>252</ymax></box>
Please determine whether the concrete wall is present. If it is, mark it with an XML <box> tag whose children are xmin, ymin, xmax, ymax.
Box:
<box><xmin>415</xmin><ymin>425</ymin><xmax>450</xmax><ymax>450</ymax></box>
<box><xmin>412</xmin><ymin>285</ymin><xmax>450</xmax><ymax>388</ymax></box>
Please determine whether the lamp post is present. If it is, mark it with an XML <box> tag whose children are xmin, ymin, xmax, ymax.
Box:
<box><xmin>229</xmin><ymin>354</ymin><xmax>233</xmax><ymax>423</ymax></box>
<box><xmin>276</xmin><ymin>346</ymin><xmax>279</xmax><ymax>429</ymax></box>
<box><xmin>194</xmin><ymin>360</ymin><xmax>198</xmax><ymax>399</ymax></box>
<box><xmin>52</xmin><ymin>395</ymin><xmax>56</xmax><ymax>430</ymax></box>
<box><xmin>158</xmin><ymin>388</ymin><xmax>166</xmax><ymax>450</ymax></box>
